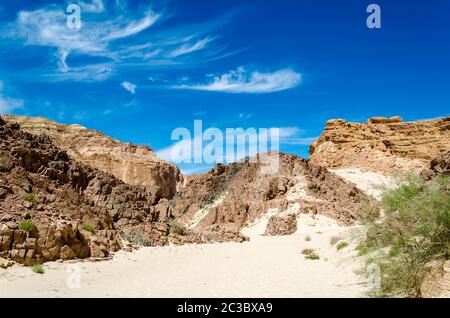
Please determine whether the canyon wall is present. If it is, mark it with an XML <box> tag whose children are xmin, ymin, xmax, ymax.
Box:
<box><xmin>4</xmin><ymin>115</ymin><xmax>182</xmax><ymax>199</ymax></box>
<box><xmin>309</xmin><ymin>116</ymin><xmax>450</xmax><ymax>174</ymax></box>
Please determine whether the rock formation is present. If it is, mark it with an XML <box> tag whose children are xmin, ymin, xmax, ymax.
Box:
<box><xmin>0</xmin><ymin>117</ymin><xmax>169</xmax><ymax>265</ymax></box>
<box><xmin>4</xmin><ymin>115</ymin><xmax>182</xmax><ymax>199</ymax></box>
<box><xmin>264</xmin><ymin>214</ymin><xmax>297</xmax><ymax>236</ymax></box>
<box><xmin>310</xmin><ymin>116</ymin><xmax>450</xmax><ymax>174</ymax></box>
<box><xmin>168</xmin><ymin>153</ymin><xmax>378</xmax><ymax>241</ymax></box>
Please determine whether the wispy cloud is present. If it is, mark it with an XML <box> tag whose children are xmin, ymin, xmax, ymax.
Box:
<box><xmin>80</xmin><ymin>0</ymin><xmax>105</xmax><ymax>13</ymax></box>
<box><xmin>169</xmin><ymin>37</ymin><xmax>214</xmax><ymax>58</ymax></box>
<box><xmin>121</xmin><ymin>81</ymin><xmax>136</xmax><ymax>94</ymax></box>
<box><xmin>0</xmin><ymin>81</ymin><xmax>24</xmax><ymax>114</ymax></box>
<box><xmin>1</xmin><ymin>1</ymin><xmax>233</xmax><ymax>82</ymax></box>
<box><xmin>175</xmin><ymin>66</ymin><xmax>301</xmax><ymax>93</ymax></box>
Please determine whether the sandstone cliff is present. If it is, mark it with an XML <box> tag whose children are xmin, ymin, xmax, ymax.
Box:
<box><xmin>310</xmin><ymin>116</ymin><xmax>450</xmax><ymax>174</ymax></box>
<box><xmin>4</xmin><ymin>115</ymin><xmax>182</xmax><ymax>199</ymax></box>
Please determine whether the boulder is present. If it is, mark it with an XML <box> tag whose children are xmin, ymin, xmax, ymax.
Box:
<box><xmin>264</xmin><ymin>214</ymin><xmax>297</xmax><ymax>236</ymax></box>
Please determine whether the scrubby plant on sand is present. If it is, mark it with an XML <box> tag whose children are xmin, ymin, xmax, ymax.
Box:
<box><xmin>305</xmin><ymin>253</ymin><xmax>320</xmax><ymax>260</ymax></box>
<box><xmin>336</xmin><ymin>241</ymin><xmax>349</xmax><ymax>251</ymax></box>
<box><xmin>358</xmin><ymin>173</ymin><xmax>450</xmax><ymax>297</ymax></box>
<box><xmin>32</xmin><ymin>264</ymin><xmax>44</xmax><ymax>274</ymax></box>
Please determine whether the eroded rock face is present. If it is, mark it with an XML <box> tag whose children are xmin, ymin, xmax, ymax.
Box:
<box><xmin>0</xmin><ymin>117</ymin><xmax>169</xmax><ymax>265</ymax></box>
<box><xmin>4</xmin><ymin>115</ymin><xmax>182</xmax><ymax>199</ymax></box>
<box><xmin>310</xmin><ymin>116</ymin><xmax>450</xmax><ymax>174</ymax></box>
<box><xmin>169</xmin><ymin>153</ymin><xmax>377</xmax><ymax>241</ymax></box>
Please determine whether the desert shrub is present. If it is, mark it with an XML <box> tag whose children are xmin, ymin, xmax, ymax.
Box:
<box><xmin>160</xmin><ymin>235</ymin><xmax>169</xmax><ymax>244</ymax></box>
<box><xmin>359</xmin><ymin>173</ymin><xmax>450</xmax><ymax>297</ymax></box>
<box><xmin>32</xmin><ymin>264</ymin><xmax>44</xmax><ymax>274</ymax></box>
<box><xmin>121</xmin><ymin>229</ymin><xmax>150</xmax><ymax>246</ymax></box>
<box><xmin>82</xmin><ymin>223</ymin><xmax>95</xmax><ymax>233</ymax></box>
<box><xmin>336</xmin><ymin>242</ymin><xmax>349</xmax><ymax>251</ymax></box>
<box><xmin>22</xmin><ymin>192</ymin><xmax>36</xmax><ymax>203</ymax></box>
<box><xmin>304</xmin><ymin>235</ymin><xmax>311</xmax><ymax>242</ymax></box>
<box><xmin>19</xmin><ymin>220</ymin><xmax>36</xmax><ymax>232</ymax></box>
<box><xmin>305</xmin><ymin>253</ymin><xmax>320</xmax><ymax>260</ymax></box>
<box><xmin>169</xmin><ymin>219</ymin><xmax>185</xmax><ymax>235</ymax></box>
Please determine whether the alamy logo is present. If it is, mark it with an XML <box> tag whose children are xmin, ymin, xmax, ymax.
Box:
<box><xmin>367</xmin><ymin>4</ymin><xmax>381</xmax><ymax>29</ymax></box>
<box><xmin>169</xmin><ymin>120</ymin><xmax>280</xmax><ymax>175</ymax></box>
<box><xmin>66</xmin><ymin>4</ymin><xmax>82</xmax><ymax>30</ymax></box>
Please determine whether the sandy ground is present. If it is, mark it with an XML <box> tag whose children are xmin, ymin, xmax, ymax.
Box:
<box><xmin>0</xmin><ymin>214</ymin><xmax>369</xmax><ymax>298</ymax></box>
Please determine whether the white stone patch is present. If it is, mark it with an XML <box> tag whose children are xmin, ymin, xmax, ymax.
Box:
<box><xmin>330</xmin><ymin>168</ymin><xmax>396</xmax><ymax>200</ymax></box>
<box><xmin>187</xmin><ymin>192</ymin><xmax>227</xmax><ymax>229</ymax></box>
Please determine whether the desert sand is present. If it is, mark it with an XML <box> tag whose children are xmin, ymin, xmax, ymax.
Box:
<box><xmin>0</xmin><ymin>214</ymin><xmax>369</xmax><ymax>298</ymax></box>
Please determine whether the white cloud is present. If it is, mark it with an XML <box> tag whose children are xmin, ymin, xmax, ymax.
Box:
<box><xmin>0</xmin><ymin>81</ymin><xmax>24</xmax><ymax>114</ymax></box>
<box><xmin>80</xmin><ymin>0</ymin><xmax>105</xmax><ymax>13</ymax></box>
<box><xmin>121</xmin><ymin>81</ymin><xmax>136</xmax><ymax>94</ymax></box>
<box><xmin>175</xmin><ymin>66</ymin><xmax>301</xmax><ymax>93</ymax></box>
<box><xmin>1</xmin><ymin>3</ymin><xmax>231</xmax><ymax>82</ymax></box>
<box><xmin>169</xmin><ymin>37</ymin><xmax>213</xmax><ymax>58</ymax></box>
<box><xmin>14</xmin><ymin>6</ymin><xmax>160</xmax><ymax>73</ymax></box>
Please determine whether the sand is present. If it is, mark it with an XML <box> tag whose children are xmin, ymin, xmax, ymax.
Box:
<box><xmin>0</xmin><ymin>214</ymin><xmax>369</xmax><ymax>298</ymax></box>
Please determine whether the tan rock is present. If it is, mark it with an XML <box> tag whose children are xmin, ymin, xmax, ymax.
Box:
<box><xmin>4</xmin><ymin>115</ymin><xmax>183</xmax><ymax>198</ymax></box>
<box><xmin>59</xmin><ymin>245</ymin><xmax>76</xmax><ymax>260</ymax></box>
<box><xmin>310</xmin><ymin>116</ymin><xmax>450</xmax><ymax>174</ymax></box>
<box><xmin>264</xmin><ymin>214</ymin><xmax>297</xmax><ymax>236</ymax></box>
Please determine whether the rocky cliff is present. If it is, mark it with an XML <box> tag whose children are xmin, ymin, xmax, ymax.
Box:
<box><xmin>168</xmin><ymin>153</ymin><xmax>378</xmax><ymax>241</ymax></box>
<box><xmin>0</xmin><ymin>117</ymin><xmax>170</xmax><ymax>266</ymax></box>
<box><xmin>4</xmin><ymin>115</ymin><xmax>182</xmax><ymax>199</ymax></box>
<box><xmin>310</xmin><ymin>116</ymin><xmax>450</xmax><ymax>174</ymax></box>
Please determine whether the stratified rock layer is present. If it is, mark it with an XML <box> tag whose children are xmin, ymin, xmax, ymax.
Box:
<box><xmin>4</xmin><ymin>115</ymin><xmax>182</xmax><ymax>199</ymax></box>
<box><xmin>310</xmin><ymin>116</ymin><xmax>450</xmax><ymax>174</ymax></box>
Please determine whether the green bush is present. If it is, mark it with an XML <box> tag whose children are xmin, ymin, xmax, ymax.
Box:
<box><xmin>359</xmin><ymin>173</ymin><xmax>450</xmax><ymax>297</ymax></box>
<box><xmin>160</xmin><ymin>235</ymin><xmax>169</xmax><ymax>244</ymax></box>
<box><xmin>32</xmin><ymin>264</ymin><xmax>44</xmax><ymax>274</ymax></box>
<box><xmin>169</xmin><ymin>219</ymin><xmax>185</xmax><ymax>235</ymax></box>
<box><xmin>336</xmin><ymin>242</ymin><xmax>349</xmax><ymax>251</ymax></box>
<box><xmin>19</xmin><ymin>220</ymin><xmax>37</xmax><ymax>232</ymax></box>
<box><xmin>82</xmin><ymin>223</ymin><xmax>95</xmax><ymax>233</ymax></box>
<box><xmin>305</xmin><ymin>253</ymin><xmax>320</xmax><ymax>260</ymax></box>
<box><xmin>22</xmin><ymin>192</ymin><xmax>36</xmax><ymax>203</ymax></box>
<box><xmin>121</xmin><ymin>229</ymin><xmax>150</xmax><ymax>247</ymax></box>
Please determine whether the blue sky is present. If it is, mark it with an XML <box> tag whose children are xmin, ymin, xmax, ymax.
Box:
<box><xmin>1</xmin><ymin>0</ymin><xmax>449</xmax><ymax>174</ymax></box>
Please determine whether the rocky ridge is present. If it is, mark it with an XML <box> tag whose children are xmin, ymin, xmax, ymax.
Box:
<box><xmin>0</xmin><ymin>117</ymin><xmax>170</xmax><ymax>266</ymax></box>
<box><xmin>4</xmin><ymin>115</ymin><xmax>182</xmax><ymax>199</ymax></box>
<box><xmin>169</xmin><ymin>153</ymin><xmax>379</xmax><ymax>240</ymax></box>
